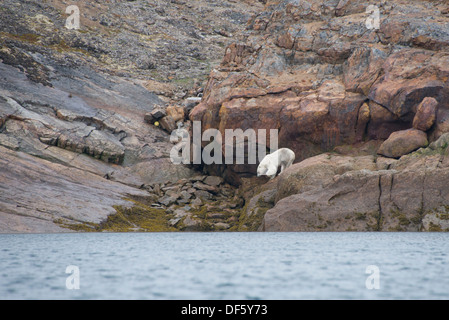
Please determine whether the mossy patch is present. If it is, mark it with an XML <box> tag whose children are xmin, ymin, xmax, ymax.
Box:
<box><xmin>55</xmin><ymin>197</ymin><xmax>177</xmax><ymax>232</ymax></box>
<box><xmin>2</xmin><ymin>32</ymin><xmax>42</xmax><ymax>44</ymax></box>
<box><xmin>234</xmin><ymin>194</ymin><xmax>274</xmax><ymax>231</ymax></box>
<box><xmin>428</xmin><ymin>222</ymin><xmax>443</xmax><ymax>232</ymax></box>
<box><xmin>366</xmin><ymin>211</ymin><xmax>382</xmax><ymax>231</ymax></box>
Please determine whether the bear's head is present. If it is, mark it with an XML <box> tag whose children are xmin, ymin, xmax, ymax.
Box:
<box><xmin>257</xmin><ymin>164</ymin><xmax>268</xmax><ymax>177</ymax></box>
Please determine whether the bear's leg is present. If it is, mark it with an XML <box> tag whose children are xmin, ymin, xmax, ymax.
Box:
<box><xmin>266</xmin><ymin>164</ymin><xmax>277</xmax><ymax>179</ymax></box>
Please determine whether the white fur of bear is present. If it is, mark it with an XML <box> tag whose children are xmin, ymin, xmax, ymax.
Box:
<box><xmin>257</xmin><ymin>148</ymin><xmax>295</xmax><ymax>180</ymax></box>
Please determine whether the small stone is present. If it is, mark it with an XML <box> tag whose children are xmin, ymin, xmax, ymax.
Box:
<box><xmin>158</xmin><ymin>195</ymin><xmax>177</xmax><ymax>206</ymax></box>
<box><xmin>169</xmin><ymin>218</ymin><xmax>181</xmax><ymax>226</ymax></box>
<box><xmin>0</xmin><ymin>134</ymin><xmax>19</xmax><ymax>150</ymax></box>
<box><xmin>165</xmin><ymin>189</ymin><xmax>180</xmax><ymax>198</ymax></box>
<box><xmin>191</xmin><ymin>175</ymin><xmax>206</xmax><ymax>182</ymax></box>
<box><xmin>144</xmin><ymin>113</ymin><xmax>154</xmax><ymax>123</ymax></box>
<box><xmin>187</xmin><ymin>187</ymin><xmax>196</xmax><ymax>194</ymax></box>
<box><xmin>166</xmin><ymin>105</ymin><xmax>185</xmax><ymax>122</ymax></box>
<box><xmin>159</xmin><ymin>115</ymin><xmax>176</xmax><ymax>132</ymax></box>
<box><xmin>153</xmin><ymin>184</ymin><xmax>162</xmax><ymax>196</ymax></box>
<box><xmin>203</xmin><ymin>175</ymin><xmax>224</xmax><ymax>187</ymax></box>
<box><xmin>191</xmin><ymin>197</ymin><xmax>202</xmax><ymax>207</ymax></box>
<box><xmin>174</xmin><ymin>209</ymin><xmax>190</xmax><ymax>218</ymax></box>
<box><xmin>150</xmin><ymin>106</ymin><xmax>166</xmax><ymax>120</ymax></box>
<box><xmin>177</xmin><ymin>178</ymin><xmax>189</xmax><ymax>185</ymax></box>
<box><xmin>183</xmin><ymin>216</ymin><xmax>200</xmax><ymax>228</ymax></box>
<box><xmin>184</xmin><ymin>97</ymin><xmax>202</xmax><ymax>112</ymax></box>
<box><xmin>209</xmin><ymin>212</ymin><xmax>226</xmax><ymax>219</ymax></box>
<box><xmin>429</xmin><ymin>132</ymin><xmax>449</xmax><ymax>150</ymax></box>
<box><xmin>180</xmin><ymin>190</ymin><xmax>192</xmax><ymax>200</ymax></box>
<box><xmin>193</xmin><ymin>181</ymin><xmax>219</xmax><ymax>194</ymax></box>
<box><xmin>194</xmin><ymin>190</ymin><xmax>214</xmax><ymax>200</ymax></box>
<box><xmin>214</xmin><ymin>222</ymin><xmax>230</xmax><ymax>230</ymax></box>
<box><xmin>176</xmin><ymin>198</ymin><xmax>190</xmax><ymax>205</ymax></box>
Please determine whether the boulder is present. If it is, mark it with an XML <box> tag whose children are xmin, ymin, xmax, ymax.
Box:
<box><xmin>159</xmin><ymin>115</ymin><xmax>177</xmax><ymax>132</ymax></box>
<box><xmin>377</xmin><ymin>129</ymin><xmax>428</xmax><ymax>158</ymax></box>
<box><xmin>412</xmin><ymin>97</ymin><xmax>438</xmax><ymax>131</ymax></box>
<box><xmin>166</xmin><ymin>105</ymin><xmax>185</xmax><ymax>123</ymax></box>
<box><xmin>275</xmin><ymin>153</ymin><xmax>379</xmax><ymax>203</ymax></box>
<box><xmin>150</xmin><ymin>106</ymin><xmax>167</xmax><ymax>120</ymax></box>
<box><xmin>144</xmin><ymin>113</ymin><xmax>154</xmax><ymax>124</ymax></box>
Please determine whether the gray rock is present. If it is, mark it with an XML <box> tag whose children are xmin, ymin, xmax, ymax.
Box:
<box><xmin>169</xmin><ymin>218</ymin><xmax>181</xmax><ymax>226</ymax></box>
<box><xmin>158</xmin><ymin>195</ymin><xmax>178</xmax><ymax>207</ymax></box>
<box><xmin>203</xmin><ymin>175</ymin><xmax>224</xmax><ymax>187</ymax></box>
<box><xmin>214</xmin><ymin>222</ymin><xmax>230</xmax><ymax>230</ymax></box>
<box><xmin>144</xmin><ymin>113</ymin><xmax>154</xmax><ymax>124</ymax></box>
<box><xmin>150</xmin><ymin>106</ymin><xmax>167</xmax><ymax>120</ymax></box>
<box><xmin>174</xmin><ymin>209</ymin><xmax>190</xmax><ymax>218</ymax></box>
<box><xmin>190</xmin><ymin>197</ymin><xmax>203</xmax><ymax>207</ymax></box>
<box><xmin>182</xmin><ymin>216</ymin><xmax>201</xmax><ymax>229</ymax></box>
<box><xmin>0</xmin><ymin>134</ymin><xmax>19</xmax><ymax>150</ymax></box>
<box><xmin>180</xmin><ymin>190</ymin><xmax>192</xmax><ymax>200</ymax></box>
<box><xmin>429</xmin><ymin>132</ymin><xmax>449</xmax><ymax>150</ymax></box>
<box><xmin>194</xmin><ymin>190</ymin><xmax>214</xmax><ymax>200</ymax></box>
<box><xmin>262</xmin><ymin>144</ymin><xmax>449</xmax><ymax>232</ymax></box>
<box><xmin>193</xmin><ymin>181</ymin><xmax>219</xmax><ymax>193</ymax></box>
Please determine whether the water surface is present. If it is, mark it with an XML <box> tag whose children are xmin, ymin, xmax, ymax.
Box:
<box><xmin>0</xmin><ymin>232</ymin><xmax>448</xmax><ymax>299</ymax></box>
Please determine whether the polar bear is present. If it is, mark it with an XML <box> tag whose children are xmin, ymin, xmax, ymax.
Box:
<box><xmin>257</xmin><ymin>148</ymin><xmax>295</xmax><ymax>180</ymax></box>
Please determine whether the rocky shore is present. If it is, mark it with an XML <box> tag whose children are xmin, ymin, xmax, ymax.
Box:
<box><xmin>0</xmin><ymin>0</ymin><xmax>261</xmax><ymax>233</ymax></box>
<box><xmin>1</xmin><ymin>0</ymin><xmax>449</xmax><ymax>233</ymax></box>
<box><xmin>190</xmin><ymin>0</ymin><xmax>449</xmax><ymax>231</ymax></box>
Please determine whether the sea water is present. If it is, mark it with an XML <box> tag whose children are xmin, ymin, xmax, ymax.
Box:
<box><xmin>0</xmin><ymin>232</ymin><xmax>448</xmax><ymax>300</ymax></box>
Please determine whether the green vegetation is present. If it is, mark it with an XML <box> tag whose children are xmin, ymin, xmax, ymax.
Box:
<box><xmin>234</xmin><ymin>195</ymin><xmax>274</xmax><ymax>231</ymax></box>
<box><xmin>428</xmin><ymin>222</ymin><xmax>443</xmax><ymax>232</ymax></box>
<box><xmin>56</xmin><ymin>193</ymin><xmax>250</xmax><ymax>232</ymax></box>
<box><xmin>3</xmin><ymin>32</ymin><xmax>42</xmax><ymax>43</ymax></box>
<box><xmin>55</xmin><ymin>197</ymin><xmax>178</xmax><ymax>232</ymax></box>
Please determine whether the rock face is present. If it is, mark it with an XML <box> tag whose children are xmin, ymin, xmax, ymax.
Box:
<box><xmin>2</xmin><ymin>0</ymin><xmax>449</xmax><ymax>233</ymax></box>
<box><xmin>183</xmin><ymin>0</ymin><xmax>449</xmax><ymax>232</ymax></box>
<box><xmin>0</xmin><ymin>0</ymin><xmax>263</xmax><ymax>233</ymax></box>
<box><xmin>261</xmin><ymin>133</ymin><xmax>449</xmax><ymax>232</ymax></box>
<box><xmin>190</xmin><ymin>0</ymin><xmax>449</xmax><ymax>177</ymax></box>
